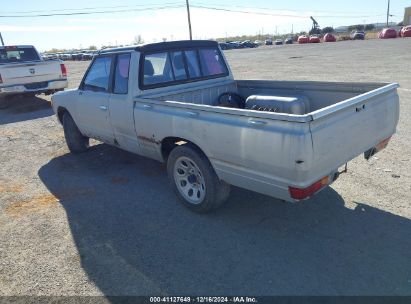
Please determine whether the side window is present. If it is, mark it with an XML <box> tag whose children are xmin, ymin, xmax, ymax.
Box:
<box><xmin>170</xmin><ymin>51</ymin><xmax>187</xmax><ymax>80</ymax></box>
<box><xmin>198</xmin><ymin>48</ymin><xmax>227</xmax><ymax>77</ymax></box>
<box><xmin>143</xmin><ymin>52</ymin><xmax>173</xmax><ymax>85</ymax></box>
<box><xmin>184</xmin><ymin>50</ymin><xmax>201</xmax><ymax>78</ymax></box>
<box><xmin>113</xmin><ymin>53</ymin><xmax>131</xmax><ymax>94</ymax></box>
<box><xmin>83</xmin><ymin>56</ymin><xmax>112</xmax><ymax>92</ymax></box>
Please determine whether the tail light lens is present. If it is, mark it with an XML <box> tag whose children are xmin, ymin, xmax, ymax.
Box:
<box><xmin>60</xmin><ymin>64</ymin><xmax>67</xmax><ymax>77</ymax></box>
<box><xmin>289</xmin><ymin>176</ymin><xmax>329</xmax><ymax>200</ymax></box>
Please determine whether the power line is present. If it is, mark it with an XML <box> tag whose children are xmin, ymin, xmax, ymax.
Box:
<box><xmin>0</xmin><ymin>2</ymin><xmax>182</xmax><ymax>14</ymax></box>
<box><xmin>193</xmin><ymin>2</ymin><xmax>386</xmax><ymax>16</ymax></box>
<box><xmin>190</xmin><ymin>5</ymin><xmax>386</xmax><ymax>19</ymax></box>
<box><xmin>0</xmin><ymin>5</ymin><xmax>185</xmax><ymax>18</ymax></box>
<box><xmin>0</xmin><ymin>3</ymin><xmax>392</xmax><ymax>20</ymax></box>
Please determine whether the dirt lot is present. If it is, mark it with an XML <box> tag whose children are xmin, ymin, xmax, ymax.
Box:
<box><xmin>0</xmin><ymin>38</ymin><xmax>410</xmax><ymax>296</ymax></box>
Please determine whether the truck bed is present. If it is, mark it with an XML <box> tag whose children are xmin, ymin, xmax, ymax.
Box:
<box><xmin>135</xmin><ymin>80</ymin><xmax>399</xmax><ymax>201</ymax></box>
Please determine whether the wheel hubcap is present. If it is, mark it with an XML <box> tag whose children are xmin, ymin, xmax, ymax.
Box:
<box><xmin>174</xmin><ymin>156</ymin><xmax>206</xmax><ymax>204</ymax></box>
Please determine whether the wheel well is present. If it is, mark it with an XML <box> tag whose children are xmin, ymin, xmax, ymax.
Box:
<box><xmin>57</xmin><ymin>107</ymin><xmax>68</xmax><ymax>124</ymax></box>
<box><xmin>161</xmin><ymin>137</ymin><xmax>206</xmax><ymax>161</ymax></box>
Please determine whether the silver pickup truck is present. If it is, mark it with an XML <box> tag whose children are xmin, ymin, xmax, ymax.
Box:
<box><xmin>51</xmin><ymin>40</ymin><xmax>400</xmax><ymax>213</ymax></box>
<box><xmin>0</xmin><ymin>45</ymin><xmax>68</xmax><ymax>99</ymax></box>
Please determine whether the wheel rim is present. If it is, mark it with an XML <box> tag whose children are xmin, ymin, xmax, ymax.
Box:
<box><xmin>173</xmin><ymin>156</ymin><xmax>206</xmax><ymax>204</ymax></box>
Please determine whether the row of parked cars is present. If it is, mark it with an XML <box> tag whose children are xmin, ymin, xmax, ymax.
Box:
<box><xmin>219</xmin><ymin>37</ymin><xmax>297</xmax><ymax>49</ymax></box>
<box><xmin>218</xmin><ymin>40</ymin><xmax>259</xmax><ymax>50</ymax></box>
<box><xmin>42</xmin><ymin>50</ymin><xmax>97</xmax><ymax>61</ymax></box>
<box><xmin>220</xmin><ymin>26</ymin><xmax>411</xmax><ymax>50</ymax></box>
<box><xmin>379</xmin><ymin>26</ymin><xmax>411</xmax><ymax>38</ymax></box>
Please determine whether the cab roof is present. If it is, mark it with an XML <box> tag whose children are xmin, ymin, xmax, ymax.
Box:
<box><xmin>99</xmin><ymin>40</ymin><xmax>218</xmax><ymax>54</ymax></box>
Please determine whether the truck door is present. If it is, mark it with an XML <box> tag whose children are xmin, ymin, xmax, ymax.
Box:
<box><xmin>76</xmin><ymin>55</ymin><xmax>115</xmax><ymax>144</ymax></box>
<box><xmin>108</xmin><ymin>53</ymin><xmax>141</xmax><ymax>152</ymax></box>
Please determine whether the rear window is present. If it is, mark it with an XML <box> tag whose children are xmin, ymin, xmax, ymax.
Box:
<box><xmin>0</xmin><ymin>47</ymin><xmax>40</xmax><ymax>63</ymax></box>
<box><xmin>141</xmin><ymin>47</ymin><xmax>228</xmax><ymax>89</ymax></box>
<box><xmin>143</xmin><ymin>52</ymin><xmax>174</xmax><ymax>85</ymax></box>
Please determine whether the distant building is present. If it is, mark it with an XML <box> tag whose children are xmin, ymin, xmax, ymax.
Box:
<box><xmin>404</xmin><ymin>6</ymin><xmax>411</xmax><ymax>26</ymax></box>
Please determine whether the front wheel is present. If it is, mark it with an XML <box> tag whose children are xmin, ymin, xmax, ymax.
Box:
<box><xmin>62</xmin><ymin>112</ymin><xmax>89</xmax><ymax>153</ymax></box>
<box><xmin>167</xmin><ymin>144</ymin><xmax>230</xmax><ymax>213</ymax></box>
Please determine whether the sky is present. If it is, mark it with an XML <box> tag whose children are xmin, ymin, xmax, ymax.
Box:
<box><xmin>0</xmin><ymin>0</ymin><xmax>409</xmax><ymax>51</ymax></box>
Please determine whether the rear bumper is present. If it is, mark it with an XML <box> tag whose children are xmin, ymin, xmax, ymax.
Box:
<box><xmin>0</xmin><ymin>79</ymin><xmax>68</xmax><ymax>96</ymax></box>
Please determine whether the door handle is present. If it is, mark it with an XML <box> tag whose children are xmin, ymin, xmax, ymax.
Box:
<box><xmin>248</xmin><ymin>120</ymin><xmax>267</xmax><ymax>126</ymax></box>
<box><xmin>99</xmin><ymin>105</ymin><xmax>108</xmax><ymax>111</ymax></box>
<box><xmin>142</xmin><ymin>104</ymin><xmax>153</xmax><ymax>109</ymax></box>
<box><xmin>185</xmin><ymin>111</ymin><xmax>199</xmax><ymax>117</ymax></box>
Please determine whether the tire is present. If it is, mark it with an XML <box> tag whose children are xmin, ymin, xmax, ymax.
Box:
<box><xmin>167</xmin><ymin>144</ymin><xmax>231</xmax><ymax>213</ymax></box>
<box><xmin>62</xmin><ymin>112</ymin><xmax>89</xmax><ymax>153</ymax></box>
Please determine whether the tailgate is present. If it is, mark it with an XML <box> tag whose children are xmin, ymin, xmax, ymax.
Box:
<box><xmin>0</xmin><ymin>61</ymin><xmax>62</xmax><ymax>85</ymax></box>
<box><xmin>309</xmin><ymin>83</ymin><xmax>399</xmax><ymax>175</ymax></box>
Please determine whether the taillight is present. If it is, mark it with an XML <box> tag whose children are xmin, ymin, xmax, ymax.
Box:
<box><xmin>60</xmin><ymin>64</ymin><xmax>67</xmax><ymax>77</ymax></box>
<box><xmin>289</xmin><ymin>176</ymin><xmax>329</xmax><ymax>200</ymax></box>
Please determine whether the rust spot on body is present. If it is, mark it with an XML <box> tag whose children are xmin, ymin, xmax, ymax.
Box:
<box><xmin>137</xmin><ymin>135</ymin><xmax>161</xmax><ymax>145</ymax></box>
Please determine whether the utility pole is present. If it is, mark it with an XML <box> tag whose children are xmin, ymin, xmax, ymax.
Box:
<box><xmin>0</xmin><ymin>32</ymin><xmax>4</xmax><ymax>46</ymax></box>
<box><xmin>386</xmin><ymin>0</ymin><xmax>390</xmax><ymax>27</ymax></box>
<box><xmin>186</xmin><ymin>0</ymin><xmax>192</xmax><ymax>40</ymax></box>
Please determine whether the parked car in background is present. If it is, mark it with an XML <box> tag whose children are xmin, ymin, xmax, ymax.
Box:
<box><xmin>254</xmin><ymin>40</ymin><xmax>263</xmax><ymax>46</ymax></box>
<box><xmin>0</xmin><ymin>45</ymin><xmax>67</xmax><ymax>99</ymax></box>
<box><xmin>51</xmin><ymin>40</ymin><xmax>400</xmax><ymax>213</ymax></box>
<box><xmin>81</xmin><ymin>51</ymin><xmax>95</xmax><ymax>60</ymax></box>
<box><xmin>226</xmin><ymin>41</ymin><xmax>240</xmax><ymax>49</ymax></box>
<box><xmin>274</xmin><ymin>39</ymin><xmax>283</xmax><ymax>45</ymax></box>
<box><xmin>298</xmin><ymin>35</ymin><xmax>309</xmax><ymax>44</ymax></box>
<box><xmin>285</xmin><ymin>37</ymin><xmax>293</xmax><ymax>44</ymax></box>
<box><xmin>265</xmin><ymin>39</ymin><xmax>273</xmax><ymax>45</ymax></box>
<box><xmin>350</xmin><ymin>30</ymin><xmax>365</xmax><ymax>40</ymax></box>
<box><xmin>71</xmin><ymin>52</ymin><xmax>83</xmax><ymax>61</ymax></box>
<box><xmin>309</xmin><ymin>35</ymin><xmax>321</xmax><ymax>43</ymax></box>
<box><xmin>400</xmin><ymin>25</ymin><xmax>411</xmax><ymax>37</ymax></box>
<box><xmin>45</xmin><ymin>53</ymin><xmax>58</xmax><ymax>60</ymax></box>
<box><xmin>58</xmin><ymin>53</ymin><xmax>70</xmax><ymax>61</ymax></box>
<box><xmin>219</xmin><ymin>42</ymin><xmax>229</xmax><ymax>50</ymax></box>
<box><xmin>240</xmin><ymin>40</ymin><xmax>258</xmax><ymax>48</ymax></box>
<box><xmin>379</xmin><ymin>28</ymin><xmax>397</xmax><ymax>39</ymax></box>
<box><xmin>323</xmin><ymin>33</ymin><xmax>337</xmax><ymax>42</ymax></box>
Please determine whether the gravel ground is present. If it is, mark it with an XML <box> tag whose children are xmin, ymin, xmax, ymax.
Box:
<box><xmin>0</xmin><ymin>38</ymin><xmax>410</xmax><ymax>296</ymax></box>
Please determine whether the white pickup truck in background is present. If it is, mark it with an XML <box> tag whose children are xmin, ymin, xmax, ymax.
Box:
<box><xmin>0</xmin><ymin>45</ymin><xmax>68</xmax><ymax>99</ymax></box>
<box><xmin>51</xmin><ymin>40</ymin><xmax>400</xmax><ymax>213</ymax></box>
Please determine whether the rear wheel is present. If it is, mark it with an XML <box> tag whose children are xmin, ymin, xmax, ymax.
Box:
<box><xmin>167</xmin><ymin>144</ymin><xmax>230</xmax><ymax>213</ymax></box>
<box><xmin>62</xmin><ymin>112</ymin><xmax>89</xmax><ymax>153</ymax></box>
